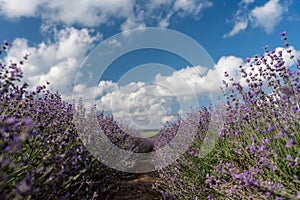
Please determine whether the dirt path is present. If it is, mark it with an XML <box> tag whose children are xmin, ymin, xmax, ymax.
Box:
<box><xmin>102</xmin><ymin>142</ymin><xmax>166</xmax><ymax>199</ymax></box>
<box><xmin>104</xmin><ymin>172</ymin><xmax>164</xmax><ymax>200</ymax></box>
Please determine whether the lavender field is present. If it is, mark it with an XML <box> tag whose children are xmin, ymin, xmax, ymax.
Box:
<box><xmin>1</xmin><ymin>32</ymin><xmax>299</xmax><ymax>199</ymax></box>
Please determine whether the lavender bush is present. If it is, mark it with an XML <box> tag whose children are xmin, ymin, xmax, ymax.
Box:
<box><xmin>155</xmin><ymin>32</ymin><xmax>300</xmax><ymax>199</ymax></box>
<box><xmin>0</xmin><ymin>41</ymin><xmax>137</xmax><ymax>199</ymax></box>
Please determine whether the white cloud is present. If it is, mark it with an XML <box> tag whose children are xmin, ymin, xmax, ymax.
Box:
<box><xmin>275</xmin><ymin>46</ymin><xmax>300</xmax><ymax>67</ymax></box>
<box><xmin>155</xmin><ymin>56</ymin><xmax>243</xmax><ymax>97</ymax></box>
<box><xmin>250</xmin><ymin>0</ymin><xmax>287</xmax><ymax>34</ymax></box>
<box><xmin>145</xmin><ymin>0</ymin><xmax>174</xmax><ymax>11</ymax></box>
<box><xmin>224</xmin><ymin>0</ymin><xmax>289</xmax><ymax>37</ymax></box>
<box><xmin>5</xmin><ymin>27</ymin><xmax>101</xmax><ymax>99</ymax></box>
<box><xmin>213</xmin><ymin>56</ymin><xmax>243</xmax><ymax>79</ymax></box>
<box><xmin>0</xmin><ymin>0</ymin><xmax>46</xmax><ymax>18</ymax></box>
<box><xmin>120</xmin><ymin>18</ymin><xmax>146</xmax><ymax>32</ymax></box>
<box><xmin>0</xmin><ymin>0</ymin><xmax>213</xmax><ymax>30</ymax></box>
<box><xmin>45</xmin><ymin>0</ymin><xmax>135</xmax><ymax>27</ymax></box>
<box><xmin>223</xmin><ymin>21</ymin><xmax>248</xmax><ymax>38</ymax></box>
<box><xmin>72</xmin><ymin>55</ymin><xmax>244</xmax><ymax>129</ymax></box>
<box><xmin>241</xmin><ymin>0</ymin><xmax>255</xmax><ymax>4</ymax></box>
<box><xmin>155</xmin><ymin>66</ymin><xmax>209</xmax><ymax>96</ymax></box>
<box><xmin>161</xmin><ymin>115</ymin><xmax>178</xmax><ymax>123</ymax></box>
<box><xmin>92</xmin><ymin>82</ymin><xmax>176</xmax><ymax>129</ymax></box>
<box><xmin>173</xmin><ymin>0</ymin><xmax>213</xmax><ymax>17</ymax></box>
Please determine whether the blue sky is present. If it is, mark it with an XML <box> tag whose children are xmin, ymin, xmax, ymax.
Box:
<box><xmin>0</xmin><ymin>0</ymin><xmax>299</xmax><ymax>129</ymax></box>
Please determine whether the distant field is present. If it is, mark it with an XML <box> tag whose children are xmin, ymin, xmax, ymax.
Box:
<box><xmin>139</xmin><ymin>130</ymin><xmax>159</xmax><ymax>138</ymax></box>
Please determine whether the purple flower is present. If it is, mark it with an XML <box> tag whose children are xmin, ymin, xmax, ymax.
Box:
<box><xmin>205</xmin><ymin>178</ymin><xmax>212</xmax><ymax>184</ymax></box>
<box><xmin>22</xmin><ymin>117</ymin><xmax>32</xmax><ymax>126</ymax></box>
<box><xmin>220</xmin><ymin>128</ymin><xmax>226</xmax><ymax>139</ymax></box>
<box><xmin>280</xmin><ymin>31</ymin><xmax>286</xmax><ymax>36</ymax></box>
<box><xmin>235</xmin><ymin>174</ymin><xmax>242</xmax><ymax>180</ymax></box>
<box><xmin>2</xmin><ymin>39</ymin><xmax>8</xmax><ymax>45</ymax></box>
<box><xmin>249</xmin><ymin>145</ymin><xmax>256</xmax><ymax>155</ymax></box>
<box><xmin>36</xmin><ymin>85</ymin><xmax>42</xmax><ymax>93</ymax></box>
<box><xmin>13</xmin><ymin>136</ymin><xmax>19</xmax><ymax>143</ymax></box>
<box><xmin>229</xmin><ymin>187</ymin><xmax>236</xmax><ymax>193</ymax></box>
<box><xmin>267</xmin><ymin>124</ymin><xmax>275</xmax><ymax>132</ymax></box>
<box><xmin>4</xmin><ymin>117</ymin><xmax>17</xmax><ymax>124</ymax></box>
<box><xmin>292</xmin><ymin>106</ymin><xmax>298</xmax><ymax>113</ymax></box>
<box><xmin>4</xmin><ymin>145</ymin><xmax>11</xmax><ymax>151</ymax></box>
<box><xmin>285</xmin><ymin>138</ymin><xmax>294</xmax><ymax>148</ymax></box>
<box><xmin>286</xmin><ymin>154</ymin><xmax>293</xmax><ymax>161</ymax></box>
<box><xmin>189</xmin><ymin>149</ymin><xmax>195</xmax><ymax>156</ymax></box>
<box><xmin>16</xmin><ymin>175</ymin><xmax>32</xmax><ymax>194</ymax></box>
<box><xmin>216</xmin><ymin>166</ymin><xmax>222</xmax><ymax>173</ymax></box>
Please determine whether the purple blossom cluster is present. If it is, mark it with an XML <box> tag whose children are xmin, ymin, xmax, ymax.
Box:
<box><xmin>155</xmin><ymin>32</ymin><xmax>300</xmax><ymax>199</ymax></box>
<box><xmin>0</xmin><ymin>41</ymin><xmax>141</xmax><ymax>199</ymax></box>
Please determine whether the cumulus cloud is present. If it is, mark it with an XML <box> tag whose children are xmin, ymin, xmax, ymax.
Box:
<box><xmin>93</xmin><ymin>82</ymin><xmax>176</xmax><ymax>129</ymax></box>
<box><xmin>72</xmin><ymin>55</ymin><xmax>243</xmax><ymax>130</ymax></box>
<box><xmin>0</xmin><ymin>0</ymin><xmax>46</xmax><ymax>18</ymax></box>
<box><xmin>154</xmin><ymin>66</ymin><xmax>208</xmax><ymax>97</ymax></box>
<box><xmin>45</xmin><ymin>0</ymin><xmax>135</xmax><ymax>27</ymax></box>
<box><xmin>224</xmin><ymin>0</ymin><xmax>290</xmax><ymax>37</ymax></box>
<box><xmin>0</xmin><ymin>0</ymin><xmax>213</xmax><ymax>30</ymax></box>
<box><xmin>274</xmin><ymin>46</ymin><xmax>300</xmax><ymax>67</ymax></box>
<box><xmin>173</xmin><ymin>0</ymin><xmax>213</xmax><ymax>17</ymax></box>
<box><xmin>5</xmin><ymin>27</ymin><xmax>101</xmax><ymax>100</ymax></box>
<box><xmin>249</xmin><ymin>0</ymin><xmax>287</xmax><ymax>33</ymax></box>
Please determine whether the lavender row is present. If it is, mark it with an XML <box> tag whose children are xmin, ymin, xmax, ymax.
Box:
<box><xmin>155</xmin><ymin>32</ymin><xmax>300</xmax><ymax>199</ymax></box>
